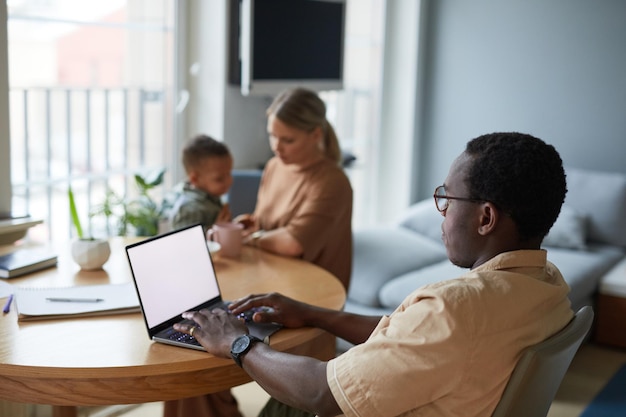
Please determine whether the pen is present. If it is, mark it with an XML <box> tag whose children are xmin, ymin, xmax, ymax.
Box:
<box><xmin>3</xmin><ymin>294</ymin><xmax>13</xmax><ymax>314</ymax></box>
<box><xmin>46</xmin><ymin>298</ymin><xmax>104</xmax><ymax>303</ymax></box>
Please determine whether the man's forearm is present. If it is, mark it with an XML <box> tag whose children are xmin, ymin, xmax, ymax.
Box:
<box><xmin>302</xmin><ymin>304</ymin><xmax>381</xmax><ymax>345</ymax></box>
<box><xmin>241</xmin><ymin>342</ymin><xmax>342</xmax><ymax>417</ymax></box>
<box><xmin>233</xmin><ymin>307</ymin><xmax>381</xmax><ymax>416</ymax></box>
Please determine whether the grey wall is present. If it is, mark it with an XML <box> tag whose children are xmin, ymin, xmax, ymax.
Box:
<box><xmin>414</xmin><ymin>0</ymin><xmax>626</xmax><ymax>201</ymax></box>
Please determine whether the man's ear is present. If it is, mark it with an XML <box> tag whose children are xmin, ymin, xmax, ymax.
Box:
<box><xmin>477</xmin><ymin>202</ymin><xmax>499</xmax><ymax>236</ymax></box>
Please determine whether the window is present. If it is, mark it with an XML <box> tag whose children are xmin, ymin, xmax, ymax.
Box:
<box><xmin>7</xmin><ymin>0</ymin><xmax>176</xmax><ymax>241</ymax></box>
<box><xmin>322</xmin><ymin>0</ymin><xmax>385</xmax><ymax>228</ymax></box>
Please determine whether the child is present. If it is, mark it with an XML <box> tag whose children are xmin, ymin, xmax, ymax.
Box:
<box><xmin>169</xmin><ymin>134</ymin><xmax>233</xmax><ymax>233</ymax></box>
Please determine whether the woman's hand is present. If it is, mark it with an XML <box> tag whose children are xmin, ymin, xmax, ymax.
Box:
<box><xmin>234</xmin><ymin>214</ymin><xmax>257</xmax><ymax>237</ymax></box>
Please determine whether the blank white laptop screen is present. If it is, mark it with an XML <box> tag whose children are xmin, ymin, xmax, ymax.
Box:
<box><xmin>126</xmin><ymin>224</ymin><xmax>220</xmax><ymax>329</ymax></box>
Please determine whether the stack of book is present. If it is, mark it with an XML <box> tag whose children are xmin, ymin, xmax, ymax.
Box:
<box><xmin>0</xmin><ymin>247</ymin><xmax>58</xmax><ymax>279</ymax></box>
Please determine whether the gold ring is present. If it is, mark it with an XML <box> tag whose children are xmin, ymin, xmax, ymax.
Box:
<box><xmin>189</xmin><ymin>326</ymin><xmax>196</xmax><ymax>337</ymax></box>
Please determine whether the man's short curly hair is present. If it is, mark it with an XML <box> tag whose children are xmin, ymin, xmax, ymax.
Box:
<box><xmin>464</xmin><ymin>132</ymin><xmax>567</xmax><ymax>242</ymax></box>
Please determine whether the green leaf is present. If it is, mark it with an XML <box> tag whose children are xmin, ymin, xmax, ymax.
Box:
<box><xmin>135</xmin><ymin>168</ymin><xmax>165</xmax><ymax>190</ymax></box>
<box><xmin>68</xmin><ymin>187</ymin><xmax>84</xmax><ymax>239</ymax></box>
<box><xmin>134</xmin><ymin>173</ymin><xmax>148</xmax><ymax>190</ymax></box>
<box><xmin>147</xmin><ymin>169</ymin><xmax>166</xmax><ymax>187</ymax></box>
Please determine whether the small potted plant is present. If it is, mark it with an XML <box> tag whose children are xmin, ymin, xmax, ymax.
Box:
<box><xmin>69</xmin><ymin>187</ymin><xmax>111</xmax><ymax>270</ymax></box>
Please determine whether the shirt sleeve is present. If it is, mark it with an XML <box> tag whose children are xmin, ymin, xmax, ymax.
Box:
<box><xmin>327</xmin><ymin>292</ymin><xmax>472</xmax><ymax>417</ymax></box>
<box><xmin>171</xmin><ymin>198</ymin><xmax>220</xmax><ymax>232</ymax></box>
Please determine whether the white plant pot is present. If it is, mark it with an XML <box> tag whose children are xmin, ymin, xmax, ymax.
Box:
<box><xmin>71</xmin><ymin>238</ymin><xmax>111</xmax><ymax>270</ymax></box>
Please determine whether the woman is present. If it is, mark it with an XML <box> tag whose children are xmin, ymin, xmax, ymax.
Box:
<box><xmin>163</xmin><ymin>87</ymin><xmax>353</xmax><ymax>417</ymax></box>
<box><xmin>236</xmin><ymin>87</ymin><xmax>353</xmax><ymax>290</ymax></box>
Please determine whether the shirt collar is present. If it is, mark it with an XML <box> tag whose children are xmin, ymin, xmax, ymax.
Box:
<box><xmin>472</xmin><ymin>250</ymin><xmax>547</xmax><ymax>273</ymax></box>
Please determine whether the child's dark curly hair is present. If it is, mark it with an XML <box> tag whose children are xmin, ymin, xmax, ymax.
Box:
<box><xmin>465</xmin><ymin>132</ymin><xmax>567</xmax><ymax>242</ymax></box>
<box><xmin>182</xmin><ymin>134</ymin><xmax>231</xmax><ymax>173</ymax></box>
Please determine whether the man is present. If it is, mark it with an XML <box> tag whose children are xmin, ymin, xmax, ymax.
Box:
<box><xmin>175</xmin><ymin>132</ymin><xmax>574</xmax><ymax>417</ymax></box>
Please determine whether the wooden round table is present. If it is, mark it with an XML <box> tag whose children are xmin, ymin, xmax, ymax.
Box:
<box><xmin>0</xmin><ymin>238</ymin><xmax>346</xmax><ymax>417</ymax></box>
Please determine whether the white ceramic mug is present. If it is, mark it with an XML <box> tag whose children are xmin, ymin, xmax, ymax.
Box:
<box><xmin>207</xmin><ymin>222</ymin><xmax>244</xmax><ymax>258</ymax></box>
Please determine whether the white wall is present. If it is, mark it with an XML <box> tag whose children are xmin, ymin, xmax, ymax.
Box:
<box><xmin>0</xmin><ymin>1</ymin><xmax>11</xmax><ymax>215</ymax></box>
<box><xmin>375</xmin><ymin>0</ymin><xmax>421</xmax><ymax>221</ymax></box>
<box><xmin>414</xmin><ymin>0</ymin><xmax>626</xmax><ymax>200</ymax></box>
<box><xmin>178</xmin><ymin>0</ymin><xmax>272</xmax><ymax>185</ymax></box>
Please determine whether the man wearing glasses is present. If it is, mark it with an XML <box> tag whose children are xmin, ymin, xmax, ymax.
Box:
<box><xmin>176</xmin><ymin>132</ymin><xmax>574</xmax><ymax>417</ymax></box>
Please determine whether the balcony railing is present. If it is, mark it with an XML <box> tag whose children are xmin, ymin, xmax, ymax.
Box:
<box><xmin>10</xmin><ymin>86</ymin><xmax>172</xmax><ymax>241</ymax></box>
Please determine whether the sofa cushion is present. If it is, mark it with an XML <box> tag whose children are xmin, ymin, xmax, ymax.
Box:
<box><xmin>543</xmin><ymin>205</ymin><xmax>588</xmax><ymax>250</ymax></box>
<box><xmin>349</xmin><ymin>227</ymin><xmax>447</xmax><ymax>308</ymax></box>
<box><xmin>565</xmin><ymin>168</ymin><xmax>626</xmax><ymax>247</ymax></box>
<box><xmin>396</xmin><ymin>199</ymin><xmax>443</xmax><ymax>243</ymax></box>
<box><xmin>379</xmin><ymin>260</ymin><xmax>466</xmax><ymax>309</ymax></box>
<box><xmin>546</xmin><ymin>244</ymin><xmax>625</xmax><ymax>311</ymax></box>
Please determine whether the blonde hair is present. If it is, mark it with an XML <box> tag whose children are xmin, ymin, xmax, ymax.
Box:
<box><xmin>266</xmin><ymin>87</ymin><xmax>342</xmax><ymax>165</ymax></box>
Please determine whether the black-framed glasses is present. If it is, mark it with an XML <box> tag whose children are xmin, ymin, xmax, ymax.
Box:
<box><xmin>433</xmin><ymin>185</ymin><xmax>485</xmax><ymax>213</ymax></box>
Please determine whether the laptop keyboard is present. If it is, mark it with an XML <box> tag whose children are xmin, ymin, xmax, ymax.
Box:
<box><xmin>162</xmin><ymin>319</ymin><xmax>201</xmax><ymax>346</ymax></box>
<box><xmin>167</xmin><ymin>329</ymin><xmax>201</xmax><ymax>346</ymax></box>
<box><xmin>158</xmin><ymin>306</ymin><xmax>275</xmax><ymax>347</ymax></box>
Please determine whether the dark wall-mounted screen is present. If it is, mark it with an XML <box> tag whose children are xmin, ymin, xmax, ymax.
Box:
<box><xmin>231</xmin><ymin>0</ymin><xmax>346</xmax><ymax>96</ymax></box>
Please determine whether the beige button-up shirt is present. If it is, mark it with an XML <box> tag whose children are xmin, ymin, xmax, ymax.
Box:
<box><xmin>327</xmin><ymin>250</ymin><xmax>574</xmax><ymax>417</ymax></box>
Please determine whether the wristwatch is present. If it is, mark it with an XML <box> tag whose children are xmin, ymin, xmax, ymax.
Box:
<box><xmin>231</xmin><ymin>334</ymin><xmax>262</xmax><ymax>367</ymax></box>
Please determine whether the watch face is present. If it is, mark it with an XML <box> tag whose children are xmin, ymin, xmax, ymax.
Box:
<box><xmin>232</xmin><ymin>335</ymin><xmax>251</xmax><ymax>354</ymax></box>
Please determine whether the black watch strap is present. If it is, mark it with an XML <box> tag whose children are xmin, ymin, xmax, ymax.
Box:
<box><xmin>230</xmin><ymin>334</ymin><xmax>262</xmax><ymax>367</ymax></box>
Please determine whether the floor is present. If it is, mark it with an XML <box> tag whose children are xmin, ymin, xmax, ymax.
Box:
<box><xmin>547</xmin><ymin>341</ymin><xmax>626</xmax><ymax>417</ymax></box>
<box><xmin>90</xmin><ymin>341</ymin><xmax>626</xmax><ymax>417</ymax></box>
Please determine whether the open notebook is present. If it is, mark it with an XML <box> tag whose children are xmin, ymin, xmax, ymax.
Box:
<box><xmin>14</xmin><ymin>282</ymin><xmax>140</xmax><ymax>321</ymax></box>
<box><xmin>125</xmin><ymin>224</ymin><xmax>281</xmax><ymax>351</ymax></box>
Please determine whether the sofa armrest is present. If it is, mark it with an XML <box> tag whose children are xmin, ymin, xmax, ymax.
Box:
<box><xmin>348</xmin><ymin>227</ymin><xmax>447</xmax><ymax>308</ymax></box>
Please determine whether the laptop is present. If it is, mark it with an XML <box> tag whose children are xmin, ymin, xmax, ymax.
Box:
<box><xmin>125</xmin><ymin>223</ymin><xmax>281</xmax><ymax>351</ymax></box>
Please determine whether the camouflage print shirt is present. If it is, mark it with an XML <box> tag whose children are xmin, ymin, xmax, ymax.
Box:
<box><xmin>168</xmin><ymin>181</ymin><xmax>223</xmax><ymax>233</ymax></box>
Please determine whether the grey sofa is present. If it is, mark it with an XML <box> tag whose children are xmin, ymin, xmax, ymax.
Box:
<box><xmin>346</xmin><ymin>168</ymin><xmax>626</xmax><ymax>320</ymax></box>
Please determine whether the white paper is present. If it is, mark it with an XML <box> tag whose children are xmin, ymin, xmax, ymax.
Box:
<box><xmin>0</xmin><ymin>280</ymin><xmax>14</xmax><ymax>298</ymax></box>
<box><xmin>15</xmin><ymin>282</ymin><xmax>140</xmax><ymax>320</ymax></box>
